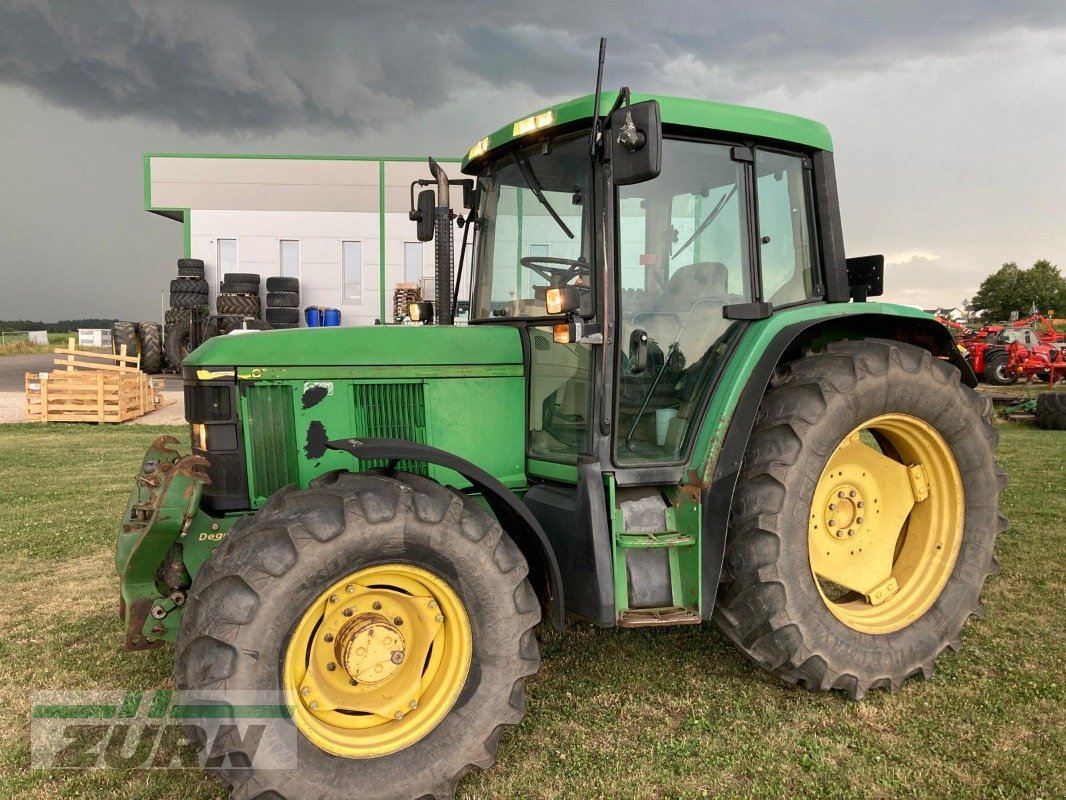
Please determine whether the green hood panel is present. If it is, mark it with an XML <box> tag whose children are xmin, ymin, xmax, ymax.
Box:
<box><xmin>183</xmin><ymin>325</ymin><xmax>523</xmax><ymax>368</ymax></box>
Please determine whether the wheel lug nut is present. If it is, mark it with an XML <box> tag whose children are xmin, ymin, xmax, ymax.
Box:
<box><xmin>310</xmin><ymin>701</ymin><xmax>319</xmax><ymax>710</ymax></box>
<box><xmin>349</xmin><ymin>678</ymin><xmax>358</xmax><ymax>686</ymax></box>
<box><xmin>394</xmin><ymin>617</ymin><xmax>403</xmax><ymax>626</ymax></box>
<box><xmin>391</xmin><ymin>651</ymin><xmax>405</xmax><ymax>664</ymax></box>
<box><xmin>409</xmin><ymin>700</ymin><xmax>418</xmax><ymax>710</ymax></box>
<box><xmin>838</xmin><ymin>491</ymin><xmax>846</xmax><ymax>498</ymax></box>
<box><xmin>857</xmin><ymin>517</ymin><xmax>864</xmax><ymax>525</ymax></box>
<box><xmin>346</xmin><ymin>584</ymin><xmax>355</xmax><ymax>593</ymax></box>
<box><xmin>857</xmin><ymin>501</ymin><xmax>864</xmax><ymax>508</ymax></box>
<box><xmin>394</xmin><ymin>711</ymin><xmax>405</xmax><ymax>720</ymax></box>
<box><xmin>428</xmin><ymin>600</ymin><xmax>438</xmax><ymax>609</ymax></box>
<box><xmin>324</xmin><ymin>633</ymin><xmax>334</xmax><ymax>642</ymax></box>
<box><xmin>372</xmin><ymin>601</ymin><xmax>382</xmax><ymax>610</ymax></box>
<box><xmin>847</xmin><ymin>529</ymin><xmax>856</xmax><ymax>537</ymax></box>
<box><xmin>827</xmin><ymin>519</ymin><xmax>836</xmax><ymax>527</ymax></box>
<box><xmin>828</xmin><ymin>503</ymin><xmax>836</xmax><ymax>510</ymax></box>
<box><xmin>329</xmin><ymin>595</ymin><xmax>338</xmax><ymax>604</ymax></box>
<box><xmin>435</xmin><ymin>614</ymin><xmax>444</xmax><ymax>622</ymax></box>
<box><xmin>326</xmin><ymin>662</ymin><xmax>336</xmax><ymax>671</ymax></box>
<box><xmin>849</xmin><ymin>490</ymin><xmax>857</xmax><ymax>498</ymax></box>
<box><xmin>343</xmin><ymin>608</ymin><xmax>353</xmax><ymax>617</ymax></box>
<box><xmin>301</xmin><ymin>686</ymin><xmax>311</xmax><ymax>696</ymax></box>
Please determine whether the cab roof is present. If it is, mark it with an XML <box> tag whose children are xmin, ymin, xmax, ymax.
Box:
<box><xmin>461</xmin><ymin>91</ymin><xmax>833</xmax><ymax>173</ymax></box>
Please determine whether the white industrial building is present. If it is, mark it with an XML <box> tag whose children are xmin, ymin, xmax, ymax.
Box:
<box><xmin>144</xmin><ymin>153</ymin><xmax>470</xmax><ymax>326</ymax></box>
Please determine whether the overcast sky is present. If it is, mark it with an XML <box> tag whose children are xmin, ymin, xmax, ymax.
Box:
<box><xmin>1</xmin><ymin>0</ymin><xmax>1064</xmax><ymax>320</ymax></box>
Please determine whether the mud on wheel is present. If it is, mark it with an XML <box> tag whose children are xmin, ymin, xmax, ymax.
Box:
<box><xmin>715</xmin><ymin>339</ymin><xmax>1005</xmax><ymax>699</ymax></box>
<box><xmin>175</xmin><ymin>470</ymin><xmax>541</xmax><ymax>800</ymax></box>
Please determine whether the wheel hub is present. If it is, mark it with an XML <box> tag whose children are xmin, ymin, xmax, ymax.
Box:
<box><xmin>821</xmin><ymin>483</ymin><xmax>865</xmax><ymax>539</ymax></box>
<box><xmin>335</xmin><ymin>614</ymin><xmax>406</xmax><ymax>684</ymax></box>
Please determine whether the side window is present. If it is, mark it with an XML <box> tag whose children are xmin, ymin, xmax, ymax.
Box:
<box><xmin>528</xmin><ymin>326</ymin><xmax>592</xmax><ymax>461</ymax></box>
<box><xmin>756</xmin><ymin>150</ymin><xmax>820</xmax><ymax>305</ymax></box>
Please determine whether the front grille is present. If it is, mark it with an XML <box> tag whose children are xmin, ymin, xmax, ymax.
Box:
<box><xmin>352</xmin><ymin>383</ymin><xmax>428</xmax><ymax>475</ymax></box>
<box><xmin>246</xmin><ymin>384</ymin><xmax>299</xmax><ymax>500</ymax></box>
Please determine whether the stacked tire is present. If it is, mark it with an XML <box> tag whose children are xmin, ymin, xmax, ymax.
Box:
<box><xmin>265</xmin><ymin>276</ymin><xmax>300</xmax><ymax>329</ymax></box>
<box><xmin>111</xmin><ymin>320</ymin><xmax>163</xmax><ymax>374</ymax></box>
<box><xmin>166</xmin><ymin>258</ymin><xmax>209</xmax><ymax>370</ymax></box>
<box><xmin>217</xmin><ymin>272</ymin><xmax>261</xmax><ymax>318</ymax></box>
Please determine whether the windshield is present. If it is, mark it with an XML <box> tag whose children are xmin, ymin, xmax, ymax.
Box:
<box><xmin>471</xmin><ymin>136</ymin><xmax>593</xmax><ymax>319</ymax></box>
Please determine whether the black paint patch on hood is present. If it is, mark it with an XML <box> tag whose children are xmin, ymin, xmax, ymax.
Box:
<box><xmin>302</xmin><ymin>384</ymin><xmax>329</xmax><ymax>409</ymax></box>
<box><xmin>305</xmin><ymin>420</ymin><xmax>329</xmax><ymax>460</ymax></box>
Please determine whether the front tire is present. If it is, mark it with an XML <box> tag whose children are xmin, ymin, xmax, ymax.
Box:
<box><xmin>715</xmin><ymin>339</ymin><xmax>1005</xmax><ymax>699</ymax></box>
<box><xmin>175</xmin><ymin>470</ymin><xmax>541</xmax><ymax>800</ymax></box>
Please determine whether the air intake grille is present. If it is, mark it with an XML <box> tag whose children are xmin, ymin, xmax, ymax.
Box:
<box><xmin>353</xmin><ymin>383</ymin><xmax>428</xmax><ymax>475</ymax></box>
<box><xmin>246</xmin><ymin>384</ymin><xmax>299</xmax><ymax>501</ymax></box>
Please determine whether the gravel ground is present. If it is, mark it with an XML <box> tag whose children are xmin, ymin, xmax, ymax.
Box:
<box><xmin>0</xmin><ymin>381</ymin><xmax>184</xmax><ymax>426</ymax></box>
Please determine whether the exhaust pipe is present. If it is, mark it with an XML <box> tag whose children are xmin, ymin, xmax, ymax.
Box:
<box><xmin>428</xmin><ymin>158</ymin><xmax>454</xmax><ymax>325</ymax></box>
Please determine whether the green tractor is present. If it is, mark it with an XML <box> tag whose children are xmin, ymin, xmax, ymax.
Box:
<box><xmin>116</xmin><ymin>69</ymin><xmax>1004</xmax><ymax>799</ymax></box>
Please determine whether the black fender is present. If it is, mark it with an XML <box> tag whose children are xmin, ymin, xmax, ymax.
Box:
<box><xmin>326</xmin><ymin>437</ymin><xmax>565</xmax><ymax>630</ymax></box>
<box><xmin>700</xmin><ymin>313</ymin><xmax>976</xmax><ymax>618</ymax></box>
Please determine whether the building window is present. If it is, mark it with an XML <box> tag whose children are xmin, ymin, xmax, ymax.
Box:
<box><xmin>342</xmin><ymin>241</ymin><xmax>362</xmax><ymax>301</ymax></box>
<box><xmin>280</xmin><ymin>240</ymin><xmax>299</xmax><ymax>278</ymax></box>
<box><xmin>529</xmin><ymin>244</ymin><xmax>549</xmax><ymax>257</ymax></box>
<box><xmin>217</xmin><ymin>239</ymin><xmax>237</xmax><ymax>287</ymax></box>
<box><xmin>404</xmin><ymin>242</ymin><xmax>423</xmax><ymax>283</ymax></box>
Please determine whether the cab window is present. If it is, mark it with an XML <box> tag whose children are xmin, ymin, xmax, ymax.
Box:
<box><xmin>615</xmin><ymin>139</ymin><xmax>749</xmax><ymax>464</ymax></box>
<box><xmin>755</xmin><ymin>149</ymin><xmax>821</xmax><ymax>306</ymax></box>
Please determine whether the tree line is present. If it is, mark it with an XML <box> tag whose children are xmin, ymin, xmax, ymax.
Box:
<box><xmin>971</xmin><ymin>259</ymin><xmax>1065</xmax><ymax>321</ymax></box>
<box><xmin>0</xmin><ymin>319</ymin><xmax>118</xmax><ymax>333</ymax></box>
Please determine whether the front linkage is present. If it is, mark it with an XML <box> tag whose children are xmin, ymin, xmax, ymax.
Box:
<box><xmin>115</xmin><ymin>435</ymin><xmax>236</xmax><ymax>650</ymax></box>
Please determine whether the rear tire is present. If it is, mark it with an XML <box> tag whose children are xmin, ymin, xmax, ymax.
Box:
<box><xmin>266</xmin><ymin>306</ymin><xmax>300</xmax><ymax>325</ymax></box>
<box><xmin>164</xmin><ymin>317</ymin><xmax>194</xmax><ymax>369</ymax></box>
<box><xmin>266</xmin><ymin>276</ymin><xmax>300</xmax><ymax>293</ymax></box>
<box><xmin>136</xmin><ymin>322</ymin><xmax>163</xmax><ymax>373</ymax></box>
<box><xmin>111</xmin><ymin>321</ymin><xmax>139</xmax><ymax>361</ymax></box>
<box><xmin>175</xmin><ymin>471</ymin><xmax>541</xmax><ymax>800</ymax></box>
<box><xmin>267</xmin><ymin>291</ymin><xmax>300</xmax><ymax>308</ymax></box>
<box><xmin>216</xmin><ymin>294</ymin><xmax>261</xmax><ymax>317</ymax></box>
<box><xmin>715</xmin><ymin>339</ymin><xmax>1005</xmax><ymax>699</ymax></box>
<box><xmin>1035</xmin><ymin>393</ymin><xmax>1066</xmax><ymax>430</ymax></box>
<box><xmin>218</xmin><ymin>281</ymin><xmax>259</xmax><ymax>296</ymax></box>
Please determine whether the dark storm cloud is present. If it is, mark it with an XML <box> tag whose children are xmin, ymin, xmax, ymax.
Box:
<box><xmin>1</xmin><ymin>1</ymin><xmax>1064</xmax><ymax>136</ymax></box>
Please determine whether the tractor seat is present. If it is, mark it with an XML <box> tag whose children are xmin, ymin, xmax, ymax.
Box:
<box><xmin>660</xmin><ymin>261</ymin><xmax>729</xmax><ymax>311</ymax></box>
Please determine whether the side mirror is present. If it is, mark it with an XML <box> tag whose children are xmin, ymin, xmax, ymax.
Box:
<box><xmin>608</xmin><ymin>100</ymin><xmax>661</xmax><ymax>186</ymax></box>
<box><xmin>628</xmin><ymin>329</ymin><xmax>649</xmax><ymax>374</ymax></box>
<box><xmin>415</xmin><ymin>190</ymin><xmax>435</xmax><ymax>242</ymax></box>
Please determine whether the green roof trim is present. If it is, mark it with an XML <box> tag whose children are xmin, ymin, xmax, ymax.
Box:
<box><xmin>461</xmin><ymin>91</ymin><xmax>833</xmax><ymax>171</ymax></box>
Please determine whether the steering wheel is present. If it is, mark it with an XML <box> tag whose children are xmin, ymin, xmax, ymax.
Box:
<box><xmin>520</xmin><ymin>256</ymin><xmax>589</xmax><ymax>285</ymax></box>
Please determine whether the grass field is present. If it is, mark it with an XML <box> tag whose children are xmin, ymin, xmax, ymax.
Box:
<box><xmin>0</xmin><ymin>333</ymin><xmax>79</xmax><ymax>357</ymax></box>
<box><xmin>0</xmin><ymin>421</ymin><xmax>1062</xmax><ymax>799</ymax></box>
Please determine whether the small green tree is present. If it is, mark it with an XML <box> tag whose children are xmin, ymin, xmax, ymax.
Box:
<box><xmin>972</xmin><ymin>259</ymin><xmax>1066</xmax><ymax>320</ymax></box>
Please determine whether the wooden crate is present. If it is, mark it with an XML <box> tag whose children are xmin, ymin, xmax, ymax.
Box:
<box><xmin>25</xmin><ymin>338</ymin><xmax>170</xmax><ymax>423</ymax></box>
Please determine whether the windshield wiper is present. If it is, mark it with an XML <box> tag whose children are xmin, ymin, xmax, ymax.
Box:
<box><xmin>515</xmin><ymin>156</ymin><xmax>574</xmax><ymax>239</ymax></box>
<box><xmin>672</xmin><ymin>184</ymin><xmax>738</xmax><ymax>260</ymax></box>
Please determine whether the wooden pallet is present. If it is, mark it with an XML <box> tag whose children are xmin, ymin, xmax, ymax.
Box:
<box><xmin>24</xmin><ymin>338</ymin><xmax>171</xmax><ymax>423</ymax></box>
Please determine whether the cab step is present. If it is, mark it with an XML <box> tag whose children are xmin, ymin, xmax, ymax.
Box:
<box><xmin>616</xmin><ymin>530</ymin><xmax>695</xmax><ymax>548</ymax></box>
<box><xmin>617</xmin><ymin>606</ymin><xmax>701</xmax><ymax>628</ymax></box>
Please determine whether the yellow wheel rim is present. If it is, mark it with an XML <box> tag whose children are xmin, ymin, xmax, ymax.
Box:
<box><xmin>808</xmin><ymin>414</ymin><xmax>964</xmax><ymax>634</ymax></box>
<box><xmin>282</xmin><ymin>564</ymin><xmax>472</xmax><ymax>758</ymax></box>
